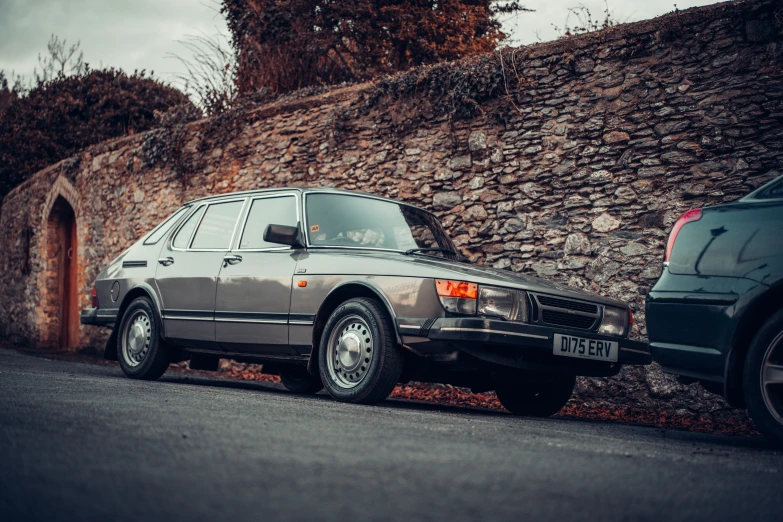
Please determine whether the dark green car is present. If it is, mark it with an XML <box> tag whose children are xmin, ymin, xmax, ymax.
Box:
<box><xmin>646</xmin><ymin>175</ymin><xmax>783</xmax><ymax>443</ymax></box>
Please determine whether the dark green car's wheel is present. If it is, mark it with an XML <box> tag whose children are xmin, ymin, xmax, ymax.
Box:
<box><xmin>116</xmin><ymin>297</ymin><xmax>170</xmax><ymax>380</ymax></box>
<box><xmin>318</xmin><ymin>297</ymin><xmax>403</xmax><ymax>404</ymax></box>
<box><xmin>279</xmin><ymin>367</ymin><xmax>323</xmax><ymax>394</ymax></box>
<box><xmin>495</xmin><ymin>374</ymin><xmax>576</xmax><ymax>417</ymax></box>
<box><xmin>743</xmin><ymin>309</ymin><xmax>783</xmax><ymax>445</ymax></box>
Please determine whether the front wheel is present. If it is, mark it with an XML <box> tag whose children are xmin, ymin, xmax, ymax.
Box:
<box><xmin>495</xmin><ymin>374</ymin><xmax>576</xmax><ymax>417</ymax></box>
<box><xmin>743</xmin><ymin>309</ymin><xmax>783</xmax><ymax>445</ymax></box>
<box><xmin>116</xmin><ymin>297</ymin><xmax>170</xmax><ymax>380</ymax></box>
<box><xmin>318</xmin><ymin>297</ymin><xmax>404</xmax><ymax>404</ymax></box>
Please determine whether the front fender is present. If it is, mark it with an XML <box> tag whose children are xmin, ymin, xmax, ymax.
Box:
<box><xmin>305</xmin><ymin>276</ymin><xmax>443</xmax><ymax>376</ymax></box>
<box><xmin>319</xmin><ymin>279</ymin><xmax>403</xmax><ymax>344</ymax></box>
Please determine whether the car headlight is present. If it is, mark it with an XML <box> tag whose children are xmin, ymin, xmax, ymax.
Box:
<box><xmin>478</xmin><ymin>286</ymin><xmax>528</xmax><ymax>322</ymax></box>
<box><xmin>598</xmin><ymin>306</ymin><xmax>630</xmax><ymax>337</ymax></box>
<box><xmin>435</xmin><ymin>280</ymin><xmax>529</xmax><ymax>322</ymax></box>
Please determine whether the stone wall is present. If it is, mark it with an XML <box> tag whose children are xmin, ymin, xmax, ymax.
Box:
<box><xmin>1</xmin><ymin>0</ymin><xmax>782</xmax><ymax>420</ymax></box>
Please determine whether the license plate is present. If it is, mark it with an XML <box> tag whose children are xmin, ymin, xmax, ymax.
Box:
<box><xmin>553</xmin><ymin>334</ymin><xmax>618</xmax><ymax>362</ymax></box>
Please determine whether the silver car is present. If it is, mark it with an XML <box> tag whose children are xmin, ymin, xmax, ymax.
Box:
<box><xmin>81</xmin><ymin>188</ymin><xmax>650</xmax><ymax>416</ymax></box>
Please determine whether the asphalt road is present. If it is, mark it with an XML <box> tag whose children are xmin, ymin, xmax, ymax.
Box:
<box><xmin>1</xmin><ymin>347</ymin><xmax>782</xmax><ymax>522</ymax></box>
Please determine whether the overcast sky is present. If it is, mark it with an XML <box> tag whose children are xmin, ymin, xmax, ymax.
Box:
<box><xmin>0</xmin><ymin>0</ymin><xmax>724</xmax><ymax>90</ymax></box>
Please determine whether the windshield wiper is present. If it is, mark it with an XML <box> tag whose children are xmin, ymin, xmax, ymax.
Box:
<box><xmin>404</xmin><ymin>247</ymin><xmax>455</xmax><ymax>255</ymax></box>
<box><xmin>403</xmin><ymin>248</ymin><xmax>470</xmax><ymax>262</ymax></box>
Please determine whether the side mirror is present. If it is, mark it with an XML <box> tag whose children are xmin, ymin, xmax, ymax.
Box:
<box><xmin>263</xmin><ymin>224</ymin><xmax>302</xmax><ymax>247</ymax></box>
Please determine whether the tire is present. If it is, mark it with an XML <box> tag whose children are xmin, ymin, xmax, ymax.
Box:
<box><xmin>743</xmin><ymin>309</ymin><xmax>783</xmax><ymax>445</ymax></box>
<box><xmin>279</xmin><ymin>366</ymin><xmax>323</xmax><ymax>394</ymax></box>
<box><xmin>116</xmin><ymin>297</ymin><xmax>171</xmax><ymax>380</ymax></box>
<box><xmin>318</xmin><ymin>297</ymin><xmax>403</xmax><ymax>404</ymax></box>
<box><xmin>495</xmin><ymin>373</ymin><xmax>576</xmax><ymax>417</ymax></box>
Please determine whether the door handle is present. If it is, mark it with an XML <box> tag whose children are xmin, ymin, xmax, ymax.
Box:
<box><xmin>223</xmin><ymin>254</ymin><xmax>243</xmax><ymax>267</ymax></box>
<box><xmin>157</xmin><ymin>257</ymin><xmax>174</xmax><ymax>266</ymax></box>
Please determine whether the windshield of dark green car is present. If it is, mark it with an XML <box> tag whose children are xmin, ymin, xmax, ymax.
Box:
<box><xmin>304</xmin><ymin>193</ymin><xmax>458</xmax><ymax>257</ymax></box>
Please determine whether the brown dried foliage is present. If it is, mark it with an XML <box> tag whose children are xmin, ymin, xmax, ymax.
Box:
<box><xmin>0</xmin><ymin>69</ymin><xmax>192</xmax><ymax>200</ymax></box>
<box><xmin>164</xmin><ymin>356</ymin><xmax>760</xmax><ymax>438</ymax></box>
<box><xmin>222</xmin><ymin>0</ymin><xmax>530</xmax><ymax>95</ymax></box>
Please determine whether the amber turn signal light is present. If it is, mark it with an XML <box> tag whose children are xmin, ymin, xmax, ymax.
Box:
<box><xmin>435</xmin><ymin>279</ymin><xmax>478</xmax><ymax>299</ymax></box>
<box><xmin>298</xmin><ymin>281</ymin><xmax>307</xmax><ymax>287</ymax></box>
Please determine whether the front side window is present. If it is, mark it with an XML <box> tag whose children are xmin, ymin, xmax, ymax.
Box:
<box><xmin>239</xmin><ymin>196</ymin><xmax>298</xmax><ymax>250</ymax></box>
<box><xmin>305</xmin><ymin>193</ymin><xmax>457</xmax><ymax>257</ymax></box>
<box><xmin>172</xmin><ymin>205</ymin><xmax>206</xmax><ymax>249</ymax></box>
<box><xmin>144</xmin><ymin>206</ymin><xmax>191</xmax><ymax>245</ymax></box>
<box><xmin>190</xmin><ymin>200</ymin><xmax>245</xmax><ymax>250</ymax></box>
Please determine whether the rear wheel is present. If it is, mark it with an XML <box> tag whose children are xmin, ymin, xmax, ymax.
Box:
<box><xmin>743</xmin><ymin>310</ymin><xmax>783</xmax><ymax>445</ymax></box>
<box><xmin>495</xmin><ymin>374</ymin><xmax>576</xmax><ymax>417</ymax></box>
<box><xmin>279</xmin><ymin>367</ymin><xmax>323</xmax><ymax>394</ymax></box>
<box><xmin>318</xmin><ymin>297</ymin><xmax>403</xmax><ymax>404</ymax></box>
<box><xmin>116</xmin><ymin>297</ymin><xmax>170</xmax><ymax>380</ymax></box>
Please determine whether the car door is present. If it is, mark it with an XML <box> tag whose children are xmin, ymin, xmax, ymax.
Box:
<box><xmin>215</xmin><ymin>193</ymin><xmax>302</xmax><ymax>355</ymax></box>
<box><xmin>155</xmin><ymin>198</ymin><xmax>247</xmax><ymax>348</ymax></box>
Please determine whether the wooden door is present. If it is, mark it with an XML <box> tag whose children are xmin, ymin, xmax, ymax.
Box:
<box><xmin>57</xmin><ymin>204</ymin><xmax>78</xmax><ymax>349</ymax></box>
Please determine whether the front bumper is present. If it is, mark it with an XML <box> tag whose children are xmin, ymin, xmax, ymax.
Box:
<box><xmin>398</xmin><ymin>317</ymin><xmax>650</xmax><ymax>376</ymax></box>
<box><xmin>80</xmin><ymin>308</ymin><xmax>118</xmax><ymax>327</ymax></box>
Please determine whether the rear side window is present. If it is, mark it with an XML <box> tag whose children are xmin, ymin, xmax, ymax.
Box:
<box><xmin>190</xmin><ymin>200</ymin><xmax>245</xmax><ymax>250</ymax></box>
<box><xmin>747</xmin><ymin>176</ymin><xmax>783</xmax><ymax>200</ymax></box>
<box><xmin>239</xmin><ymin>196</ymin><xmax>298</xmax><ymax>250</ymax></box>
<box><xmin>172</xmin><ymin>206</ymin><xmax>206</xmax><ymax>249</ymax></box>
<box><xmin>143</xmin><ymin>206</ymin><xmax>190</xmax><ymax>245</ymax></box>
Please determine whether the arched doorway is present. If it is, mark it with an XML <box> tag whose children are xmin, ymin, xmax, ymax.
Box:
<box><xmin>46</xmin><ymin>196</ymin><xmax>79</xmax><ymax>349</ymax></box>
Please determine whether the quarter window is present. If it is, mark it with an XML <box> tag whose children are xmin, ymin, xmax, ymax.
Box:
<box><xmin>144</xmin><ymin>206</ymin><xmax>191</xmax><ymax>245</ymax></box>
<box><xmin>190</xmin><ymin>200</ymin><xmax>245</xmax><ymax>250</ymax></box>
<box><xmin>239</xmin><ymin>196</ymin><xmax>298</xmax><ymax>249</ymax></box>
<box><xmin>172</xmin><ymin>205</ymin><xmax>206</xmax><ymax>249</ymax></box>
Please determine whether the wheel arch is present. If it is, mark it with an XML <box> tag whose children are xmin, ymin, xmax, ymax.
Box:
<box><xmin>306</xmin><ymin>280</ymin><xmax>401</xmax><ymax>376</ymax></box>
<box><xmin>725</xmin><ymin>282</ymin><xmax>783</xmax><ymax>407</ymax></box>
<box><xmin>105</xmin><ymin>283</ymin><xmax>164</xmax><ymax>361</ymax></box>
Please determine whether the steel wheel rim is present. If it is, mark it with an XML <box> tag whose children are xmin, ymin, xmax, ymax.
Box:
<box><xmin>326</xmin><ymin>315</ymin><xmax>374</xmax><ymax>389</ymax></box>
<box><xmin>121</xmin><ymin>310</ymin><xmax>152</xmax><ymax>368</ymax></box>
<box><xmin>761</xmin><ymin>330</ymin><xmax>783</xmax><ymax>425</ymax></box>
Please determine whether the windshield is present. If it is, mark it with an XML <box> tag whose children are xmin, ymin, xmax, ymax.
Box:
<box><xmin>304</xmin><ymin>193</ymin><xmax>458</xmax><ymax>257</ymax></box>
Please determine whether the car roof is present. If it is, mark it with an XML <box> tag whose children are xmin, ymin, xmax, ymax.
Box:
<box><xmin>183</xmin><ymin>187</ymin><xmax>428</xmax><ymax>212</ymax></box>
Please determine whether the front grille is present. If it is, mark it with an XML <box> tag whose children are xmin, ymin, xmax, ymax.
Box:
<box><xmin>537</xmin><ymin>295</ymin><xmax>597</xmax><ymax>314</ymax></box>
<box><xmin>541</xmin><ymin>310</ymin><xmax>596</xmax><ymax>330</ymax></box>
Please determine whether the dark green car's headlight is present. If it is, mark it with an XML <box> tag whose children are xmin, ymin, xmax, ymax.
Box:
<box><xmin>478</xmin><ymin>286</ymin><xmax>528</xmax><ymax>322</ymax></box>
